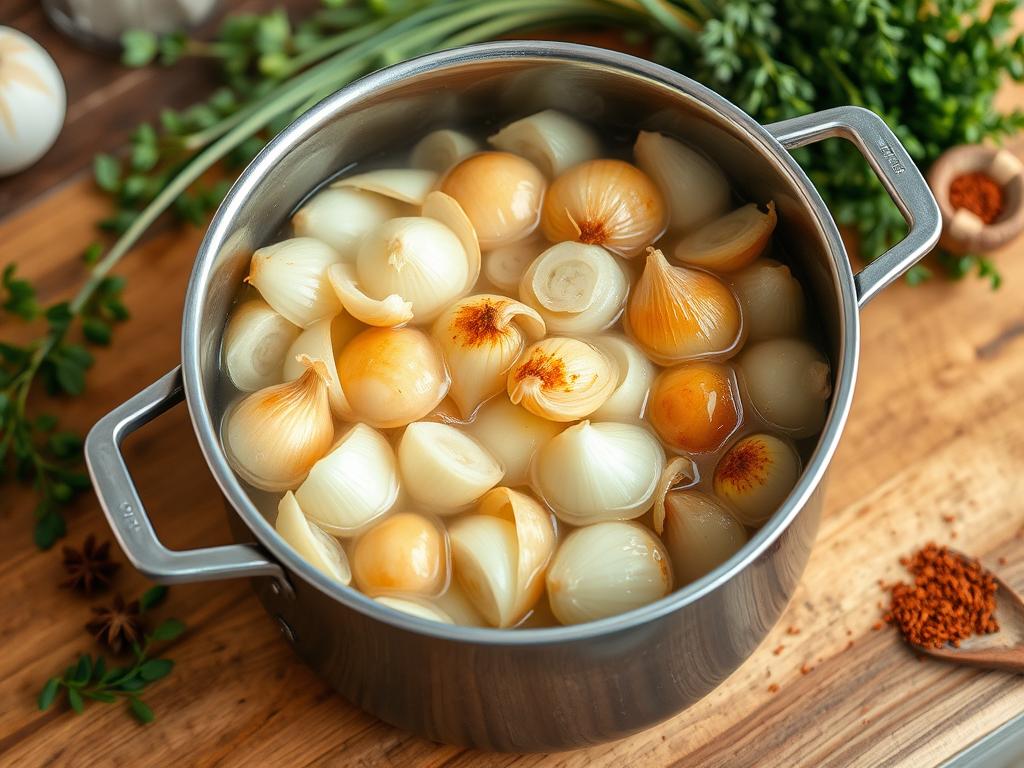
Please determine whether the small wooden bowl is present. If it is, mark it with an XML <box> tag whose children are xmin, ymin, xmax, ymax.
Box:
<box><xmin>927</xmin><ymin>145</ymin><xmax>1024</xmax><ymax>253</ymax></box>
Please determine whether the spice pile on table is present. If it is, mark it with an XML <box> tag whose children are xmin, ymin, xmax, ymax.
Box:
<box><xmin>884</xmin><ymin>544</ymin><xmax>999</xmax><ymax>649</ymax></box>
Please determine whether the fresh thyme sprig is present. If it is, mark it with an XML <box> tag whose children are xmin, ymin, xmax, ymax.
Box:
<box><xmin>38</xmin><ymin>586</ymin><xmax>185</xmax><ymax>724</ymax></box>
<box><xmin>1</xmin><ymin>262</ymin><xmax>127</xmax><ymax>548</ymax></box>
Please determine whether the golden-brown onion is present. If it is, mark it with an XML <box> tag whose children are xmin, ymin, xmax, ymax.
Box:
<box><xmin>540</xmin><ymin>159</ymin><xmax>667</xmax><ymax>257</ymax></box>
<box><xmin>673</xmin><ymin>202</ymin><xmax>777</xmax><ymax>272</ymax></box>
<box><xmin>440</xmin><ymin>152</ymin><xmax>546</xmax><ymax>248</ymax></box>
<box><xmin>351</xmin><ymin>512</ymin><xmax>447</xmax><ymax>596</ymax></box>
<box><xmin>626</xmin><ymin>247</ymin><xmax>741</xmax><ymax>364</ymax></box>
<box><xmin>647</xmin><ymin>362</ymin><xmax>740</xmax><ymax>453</ymax></box>
<box><xmin>336</xmin><ymin>327</ymin><xmax>449</xmax><ymax>428</ymax></box>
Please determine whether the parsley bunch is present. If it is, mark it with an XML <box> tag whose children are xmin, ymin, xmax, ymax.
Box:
<box><xmin>673</xmin><ymin>0</ymin><xmax>1024</xmax><ymax>286</ymax></box>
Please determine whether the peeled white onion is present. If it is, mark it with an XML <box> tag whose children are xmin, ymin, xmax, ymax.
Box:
<box><xmin>246</xmin><ymin>238</ymin><xmax>343</xmax><ymax>328</ymax></box>
<box><xmin>223</xmin><ymin>355</ymin><xmax>334</xmax><ymax>491</ymax></box>
<box><xmin>488</xmin><ymin>109</ymin><xmax>600</xmax><ymax>177</ymax></box>
<box><xmin>626</xmin><ymin>247</ymin><xmax>741</xmax><ymax>365</ymax></box>
<box><xmin>483</xmin><ymin>236</ymin><xmax>544</xmax><ymax>293</ymax></box>
<box><xmin>332</xmin><ymin>168</ymin><xmax>438</xmax><ymax>205</ymax></box>
<box><xmin>739</xmin><ymin>338</ymin><xmax>831</xmax><ymax>437</ymax></box>
<box><xmin>546</xmin><ymin>521</ymin><xmax>672</xmax><ymax>625</ymax></box>
<box><xmin>731</xmin><ymin>258</ymin><xmax>805</xmax><ymax>342</ymax></box>
<box><xmin>375</xmin><ymin>596</ymin><xmax>454</xmax><ymax>624</ymax></box>
<box><xmin>411</xmin><ymin>129</ymin><xmax>479</xmax><ymax>173</ymax></box>
<box><xmin>398</xmin><ymin>421</ymin><xmax>504</xmax><ymax>511</ymax></box>
<box><xmin>422</xmin><ymin>190</ymin><xmax>481</xmax><ymax>293</ymax></box>
<box><xmin>713</xmin><ymin>433</ymin><xmax>800</xmax><ymax>526</ymax></box>
<box><xmin>291</xmin><ymin>187</ymin><xmax>405</xmax><ymax>260</ymax></box>
<box><xmin>540</xmin><ymin>159</ymin><xmax>666</xmax><ymax>257</ymax></box>
<box><xmin>660</xmin><ymin>490</ymin><xmax>747</xmax><ymax>584</ymax></box>
<box><xmin>328</xmin><ymin>262</ymin><xmax>413</xmax><ymax>328</ymax></box>
<box><xmin>336</xmin><ymin>327</ymin><xmax>450</xmax><ymax>429</ymax></box>
<box><xmin>652</xmin><ymin>455</ymin><xmax>699</xmax><ymax>535</ymax></box>
<box><xmin>222</xmin><ymin>299</ymin><xmax>300</xmax><ymax>392</ymax></box>
<box><xmin>434</xmin><ymin>580</ymin><xmax>488</xmax><ymax>627</ymax></box>
<box><xmin>531</xmin><ymin>420</ymin><xmax>664</xmax><ymax>526</ymax></box>
<box><xmin>432</xmin><ymin>294</ymin><xmax>545</xmax><ymax>418</ymax></box>
<box><xmin>282</xmin><ymin>313</ymin><xmax>362</xmax><ymax>419</ymax></box>
<box><xmin>507</xmin><ymin>337</ymin><xmax>617</xmax><ymax>422</ymax></box>
<box><xmin>673</xmin><ymin>202</ymin><xmax>777</xmax><ymax>272</ymax></box>
<box><xmin>465</xmin><ymin>395</ymin><xmax>564</xmax><ymax>487</ymax></box>
<box><xmin>449</xmin><ymin>487</ymin><xmax>555</xmax><ymax>627</ymax></box>
<box><xmin>633</xmin><ymin>131</ymin><xmax>731</xmax><ymax>233</ymax></box>
<box><xmin>588</xmin><ymin>334</ymin><xmax>656</xmax><ymax>422</ymax></box>
<box><xmin>351</xmin><ymin>512</ymin><xmax>447</xmax><ymax>596</ymax></box>
<box><xmin>355</xmin><ymin>216</ymin><xmax>470</xmax><ymax>323</ymax></box>
<box><xmin>518</xmin><ymin>242</ymin><xmax>629</xmax><ymax>334</ymax></box>
<box><xmin>295</xmin><ymin>423</ymin><xmax>399</xmax><ymax>536</ymax></box>
<box><xmin>440</xmin><ymin>151</ymin><xmax>546</xmax><ymax>248</ymax></box>
<box><xmin>276</xmin><ymin>492</ymin><xmax>351</xmax><ymax>585</ymax></box>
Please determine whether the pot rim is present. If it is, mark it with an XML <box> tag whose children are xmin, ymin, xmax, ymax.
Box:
<box><xmin>182</xmin><ymin>40</ymin><xmax>859</xmax><ymax>644</ymax></box>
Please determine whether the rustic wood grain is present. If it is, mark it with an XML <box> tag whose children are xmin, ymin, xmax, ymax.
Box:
<box><xmin>2</xmin><ymin>4</ymin><xmax>1024</xmax><ymax>767</ymax></box>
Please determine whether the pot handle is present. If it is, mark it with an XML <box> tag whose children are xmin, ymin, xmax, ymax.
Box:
<box><xmin>85</xmin><ymin>367</ymin><xmax>292</xmax><ymax>596</ymax></box>
<box><xmin>766</xmin><ymin>106</ymin><xmax>941</xmax><ymax>306</ymax></box>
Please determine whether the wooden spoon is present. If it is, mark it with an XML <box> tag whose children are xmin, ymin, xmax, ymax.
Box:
<box><xmin>912</xmin><ymin>568</ymin><xmax>1024</xmax><ymax>673</ymax></box>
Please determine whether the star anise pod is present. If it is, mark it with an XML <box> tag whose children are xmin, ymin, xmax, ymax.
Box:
<box><xmin>61</xmin><ymin>535</ymin><xmax>120</xmax><ymax>594</ymax></box>
<box><xmin>86</xmin><ymin>594</ymin><xmax>144</xmax><ymax>654</ymax></box>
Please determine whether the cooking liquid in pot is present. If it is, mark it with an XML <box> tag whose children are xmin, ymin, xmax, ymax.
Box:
<box><xmin>218</xmin><ymin>111</ymin><xmax>832</xmax><ymax>629</ymax></box>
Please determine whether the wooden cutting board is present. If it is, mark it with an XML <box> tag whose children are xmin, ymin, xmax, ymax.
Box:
<box><xmin>2</xmin><ymin>3</ymin><xmax>1024</xmax><ymax>765</ymax></box>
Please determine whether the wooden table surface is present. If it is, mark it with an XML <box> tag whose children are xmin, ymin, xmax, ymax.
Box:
<box><xmin>3</xmin><ymin>3</ymin><xmax>1024</xmax><ymax>766</ymax></box>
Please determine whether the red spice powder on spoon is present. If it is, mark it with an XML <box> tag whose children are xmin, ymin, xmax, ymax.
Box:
<box><xmin>883</xmin><ymin>543</ymin><xmax>999</xmax><ymax>649</ymax></box>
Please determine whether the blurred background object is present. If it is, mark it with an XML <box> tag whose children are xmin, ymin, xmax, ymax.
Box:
<box><xmin>928</xmin><ymin>144</ymin><xmax>1024</xmax><ymax>254</ymax></box>
<box><xmin>41</xmin><ymin>0</ymin><xmax>219</xmax><ymax>50</ymax></box>
<box><xmin>0</xmin><ymin>25</ymin><xmax>65</xmax><ymax>176</ymax></box>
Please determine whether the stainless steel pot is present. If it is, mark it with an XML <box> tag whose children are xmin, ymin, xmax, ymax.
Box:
<box><xmin>85</xmin><ymin>42</ymin><xmax>940</xmax><ymax>752</ymax></box>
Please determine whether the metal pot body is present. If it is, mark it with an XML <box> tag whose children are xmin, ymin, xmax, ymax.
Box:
<box><xmin>85</xmin><ymin>43</ymin><xmax>939</xmax><ymax>752</ymax></box>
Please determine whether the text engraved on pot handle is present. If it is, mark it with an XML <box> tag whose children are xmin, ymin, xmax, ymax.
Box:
<box><xmin>765</xmin><ymin>106</ymin><xmax>940</xmax><ymax>307</ymax></box>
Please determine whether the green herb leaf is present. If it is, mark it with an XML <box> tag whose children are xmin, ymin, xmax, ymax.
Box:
<box><xmin>129</xmin><ymin>698</ymin><xmax>155</xmax><ymax>724</ymax></box>
<box><xmin>117</xmin><ymin>678</ymin><xmax>146</xmax><ymax>692</ymax></box>
<box><xmin>130</xmin><ymin>124</ymin><xmax>160</xmax><ymax>172</ymax></box>
<box><xmin>83</xmin><ymin>317</ymin><xmax>113</xmax><ymax>346</ymax></box>
<box><xmin>67</xmin><ymin>687</ymin><xmax>84</xmax><ymax>714</ymax></box>
<box><xmin>83</xmin><ymin>690</ymin><xmax>117</xmax><ymax>703</ymax></box>
<box><xmin>122</xmin><ymin>30</ymin><xmax>159</xmax><ymax>67</ymax></box>
<box><xmin>38</xmin><ymin>678</ymin><xmax>61</xmax><ymax>711</ymax></box>
<box><xmin>139</xmin><ymin>658</ymin><xmax>174</xmax><ymax>681</ymax></box>
<box><xmin>2</xmin><ymin>264</ymin><xmax>39</xmax><ymax>320</ymax></box>
<box><xmin>73</xmin><ymin>655</ymin><xmax>93</xmax><ymax>685</ymax></box>
<box><xmin>82</xmin><ymin>242</ymin><xmax>104</xmax><ymax>265</ymax></box>
<box><xmin>93</xmin><ymin>154</ymin><xmax>122</xmax><ymax>193</ymax></box>
<box><xmin>139</xmin><ymin>585</ymin><xmax>168</xmax><ymax>612</ymax></box>
<box><xmin>34</xmin><ymin>507</ymin><xmax>66</xmax><ymax>550</ymax></box>
<box><xmin>151</xmin><ymin>618</ymin><xmax>185</xmax><ymax>641</ymax></box>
